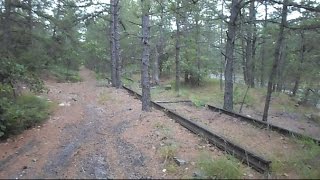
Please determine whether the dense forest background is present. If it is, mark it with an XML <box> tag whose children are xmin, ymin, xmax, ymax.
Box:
<box><xmin>0</xmin><ymin>0</ymin><xmax>319</xmax><ymax>137</ymax></box>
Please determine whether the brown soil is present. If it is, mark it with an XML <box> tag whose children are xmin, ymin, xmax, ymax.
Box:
<box><xmin>159</xmin><ymin>102</ymin><xmax>319</xmax><ymax>178</ymax></box>
<box><xmin>0</xmin><ymin>68</ymin><xmax>261</xmax><ymax>179</ymax></box>
<box><xmin>135</xmin><ymin>78</ymin><xmax>320</xmax><ymax>141</ymax></box>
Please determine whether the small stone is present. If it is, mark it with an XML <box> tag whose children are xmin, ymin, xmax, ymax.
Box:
<box><xmin>191</xmin><ymin>161</ymin><xmax>196</xmax><ymax>166</ymax></box>
<box><xmin>37</xmin><ymin>126</ymin><xmax>41</xmax><ymax>128</ymax></box>
<box><xmin>173</xmin><ymin>157</ymin><xmax>187</xmax><ymax>166</ymax></box>
<box><xmin>32</xmin><ymin>159</ymin><xmax>37</xmax><ymax>162</ymax></box>
<box><xmin>248</xmin><ymin>174</ymin><xmax>253</xmax><ymax>177</ymax></box>
<box><xmin>283</xmin><ymin>173</ymin><xmax>289</xmax><ymax>177</ymax></box>
<box><xmin>280</xmin><ymin>136</ymin><xmax>285</xmax><ymax>140</ymax></box>
<box><xmin>193</xmin><ymin>172</ymin><xmax>203</xmax><ymax>177</ymax></box>
<box><xmin>162</xmin><ymin>169</ymin><xmax>166</xmax><ymax>173</ymax></box>
<box><xmin>22</xmin><ymin>166</ymin><xmax>28</xmax><ymax>169</ymax></box>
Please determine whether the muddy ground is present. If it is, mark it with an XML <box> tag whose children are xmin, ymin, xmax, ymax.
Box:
<box><xmin>0</xmin><ymin>68</ymin><xmax>261</xmax><ymax>179</ymax></box>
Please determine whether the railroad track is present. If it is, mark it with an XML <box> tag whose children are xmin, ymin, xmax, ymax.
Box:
<box><xmin>121</xmin><ymin>85</ymin><xmax>271</xmax><ymax>173</ymax></box>
<box><xmin>205</xmin><ymin>104</ymin><xmax>320</xmax><ymax>145</ymax></box>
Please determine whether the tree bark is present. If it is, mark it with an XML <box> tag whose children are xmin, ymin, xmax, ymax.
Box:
<box><xmin>292</xmin><ymin>31</ymin><xmax>305</xmax><ymax>96</ymax></box>
<box><xmin>262</xmin><ymin>0</ymin><xmax>288</xmax><ymax>121</ymax></box>
<box><xmin>260</xmin><ymin>0</ymin><xmax>268</xmax><ymax>87</ymax></box>
<box><xmin>152</xmin><ymin>5</ymin><xmax>165</xmax><ymax>85</ymax></box>
<box><xmin>245</xmin><ymin>0</ymin><xmax>256</xmax><ymax>88</ymax></box>
<box><xmin>195</xmin><ymin>11</ymin><xmax>201</xmax><ymax>86</ymax></box>
<box><xmin>110</xmin><ymin>0</ymin><xmax>117</xmax><ymax>87</ymax></box>
<box><xmin>223</xmin><ymin>0</ymin><xmax>240</xmax><ymax>111</ymax></box>
<box><xmin>175</xmin><ymin>0</ymin><xmax>181</xmax><ymax>92</ymax></box>
<box><xmin>114</xmin><ymin>0</ymin><xmax>121</xmax><ymax>88</ymax></box>
<box><xmin>153</xmin><ymin>46</ymin><xmax>160</xmax><ymax>85</ymax></box>
<box><xmin>141</xmin><ymin>0</ymin><xmax>151</xmax><ymax>111</ymax></box>
<box><xmin>219</xmin><ymin>2</ymin><xmax>224</xmax><ymax>91</ymax></box>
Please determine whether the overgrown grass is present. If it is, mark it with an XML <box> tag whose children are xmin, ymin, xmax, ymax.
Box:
<box><xmin>126</xmin><ymin>72</ymin><xmax>319</xmax><ymax>121</ymax></box>
<box><xmin>160</xmin><ymin>144</ymin><xmax>178</xmax><ymax>162</ymax></box>
<box><xmin>50</xmin><ymin>66</ymin><xmax>82</xmax><ymax>83</ymax></box>
<box><xmin>271</xmin><ymin>137</ymin><xmax>320</xmax><ymax>179</ymax></box>
<box><xmin>196</xmin><ymin>152</ymin><xmax>243</xmax><ymax>179</ymax></box>
<box><xmin>0</xmin><ymin>93</ymin><xmax>53</xmax><ymax>139</ymax></box>
<box><xmin>98</xmin><ymin>91</ymin><xmax>111</xmax><ymax>104</ymax></box>
<box><xmin>165</xmin><ymin>162</ymin><xmax>178</xmax><ymax>173</ymax></box>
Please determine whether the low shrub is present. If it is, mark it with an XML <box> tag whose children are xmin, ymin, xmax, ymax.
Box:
<box><xmin>0</xmin><ymin>93</ymin><xmax>52</xmax><ymax>139</ymax></box>
<box><xmin>197</xmin><ymin>153</ymin><xmax>243</xmax><ymax>179</ymax></box>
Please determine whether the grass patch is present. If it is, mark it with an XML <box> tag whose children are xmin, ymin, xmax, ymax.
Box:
<box><xmin>160</xmin><ymin>144</ymin><xmax>178</xmax><ymax>162</ymax></box>
<box><xmin>0</xmin><ymin>93</ymin><xmax>52</xmax><ymax>139</ymax></box>
<box><xmin>95</xmin><ymin>72</ymin><xmax>107</xmax><ymax>80</ymax></box>
<box><xmin>196</xmin><ymin>152</ymin><xmax>243</xmax><ymax>179</ymax></box>
<box><xmin>154</xmin><ymin>122</ymin><xmax>172</xmax><ymax>137</ymax></box>
<box><xmin>50</xmin><ymin>66</ymin><xmax>82</xmax><ymax>83</ymax></box>
<box><xmin>165</xmin><ymin>162</ymin><xmax>178</xmax><ymax>174</ymax></box>
<box><xmin>98</xmin><ymin>92</ymin><xmax>110</xmax><ymax>104</ymax></box>
<box><xmin>233</xmin><ymin>86</ymin><xmax>255</xmax><ymax>107</ymax></box>
<box><xmin>271</xmin><ymin>137</ymin><xmax>320</xmax><ymax>179</ymax></box>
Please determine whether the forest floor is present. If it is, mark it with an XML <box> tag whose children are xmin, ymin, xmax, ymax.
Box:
<box><xmin>126</xmin><ymin>74</ymin><xmax>320</xmax><ymax>140</ymax></box>
<box><xmin>0</xmin><ymin>67</ymin><xmax>319</xmax><ymax>179</ymax></box>
<box><xmin>0</xmin><ymin>67</ymin><xmax>262</xmax><ymax>179</ymax></box>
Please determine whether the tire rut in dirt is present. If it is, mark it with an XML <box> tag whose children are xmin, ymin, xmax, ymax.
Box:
<box><xmin>112</xmin><ymin>120</ymin><xmax>147</xmax><ymax>179</ymax></box>
<box><xmin>0</xmin><ymin>139</ymin><xmax>39</xmax><ymax>172</ymax></box>
<box><xmin>42</xmin><ymin>105</ymin><xmax>111</xmax><ymax>178</ymax></box>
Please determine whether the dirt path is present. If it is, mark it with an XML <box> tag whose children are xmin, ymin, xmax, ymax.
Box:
<box><xmin>0</xmin><ymin>68</ymin><xmax>261</xmax><ymax>179</ymax></box>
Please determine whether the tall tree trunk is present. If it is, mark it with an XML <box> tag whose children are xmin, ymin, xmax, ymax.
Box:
<box><xmin>219</xmin><ymin>2</ymin><xmax>224</xmax><ymax>91</ymax></box>
<box><xmin>110</xmin><ymin>0</ymin><xmax>117</xmax><ymax>87</ymax></box>
<box><xmin>175</xmin><ymin>0</ymin><xmax>181</xmax><ymax>92</ymax></box>
<box><xmin>292</xmin><ymin>31</ymin><xmax>305</xmax><ymax>96</ymax></box>
<box><xmin>153</xmin><ymin>46</ymin><xmax>160</xmax><ymax>85</ymax></box>
<box><xmin>114</xmin><ymin>0</ymin><xmax>121</xmax><ymax>88</ymax></box>
<box><xmin>223</xmin><ymin>0</ymin><xmax>240</xmax><ymax>111</ymax></box>
<box><xmin>260</xmin><ymin>0</ymin><xmax>268</xmax><ymax>87</ymax></box>
<box><xmin>262</xmin><ymin>0</ymin><xmax>288</xmax><ymax>121</ymax></box>
<box><xmin>245</xmin><ymin>1</ymin><xmax>256</xmax><ymax>88</ymax></box>
<box><xmin>141</xmin><ymin>0</ymin><xmax>151</xmax><ymax>111</ymax></box>
<box><xmin>152</xmin><ymin>6</ymin><xmax>165</xmax><ymax>85</ymax></box>
<box><xmin>240</xmin><ymin>9</ymin><xmax>247</xmax><ymax>85</ymax></box>
<box><xmin>52</xmin><ymin>0</ymin><xmax>61</xmax><ymax>39</ymax></box>
<box><xmin>275</xmin><ymin>43</ymin><xmax>287</xmax><ymax>92</ymax></box>
<box><xmin>195</xmin><ymin>11</ymin><xmax>201</xmax><ymax>86</ymax></box>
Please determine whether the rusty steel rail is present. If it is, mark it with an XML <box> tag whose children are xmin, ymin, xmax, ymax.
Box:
<box><xmin>155</xmin><ymin>100</ymin><xmax>192</xmax><ymax>104</ymax></box>
<box><xmin>122</xmin><ymin>85</ymin><xmax>271</xmax><ymax>173</ymax></box>
<box><xmin>206</xmin><ymin>104</ymin><xmax>320</xmax><ymax>145</ymax></box>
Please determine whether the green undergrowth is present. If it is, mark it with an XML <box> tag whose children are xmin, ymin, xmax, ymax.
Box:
<box><xmin>196</xmin><ymin>152</ymin><xmax>243</xmax><ymax>179</ymax></box>
<box><xmin>271</xmin><ymin>137</ymin><xmax>320</xmax><ymax>179</ymax></box>
<box><xmin>0</xmin><ymin>93</ymin><xmax>53</xmax><ymax>139</ymax></box>
<box><xmin>49</xmin><ymin>66</ymin><xmax>82</xmax><ymax>83</ymax></box>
